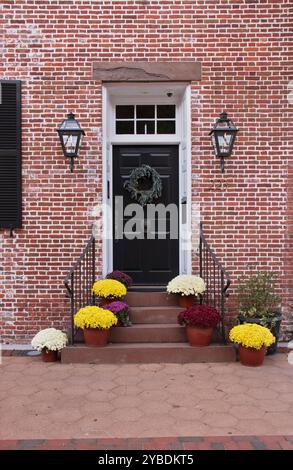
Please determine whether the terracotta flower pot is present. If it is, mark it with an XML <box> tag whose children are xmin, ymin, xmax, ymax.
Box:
<box><xmin>238</xmin><ymin>345</ymin><xmax>266</xmax><ymax>367</ymax></box>
<box><xmin>83</xmin><ymin>328</ymin><xmax>109</xmax><ymax>347</ymax></box>
<box><xmin>238</xmin><ymin>314</ymin><xmax>282</xmax><ymax>356</ymax></box>
<box><xmin>41</xmin><ymin>349</ymin><xmax>58</xmax><ymax>362</ymax></box>
<box><xmin>186</xmin><ymin>325</ymin><xmax>213</xmax><ymax>347</ymax></box>
<box><xmin>178</xmin><ymin>295</ymin><xmax>197</xmax><ymax>308</ymax></box>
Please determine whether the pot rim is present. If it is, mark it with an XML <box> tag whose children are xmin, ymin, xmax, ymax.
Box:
<box><xmin>238</xmin><ymin>344</ymin><xmax>266</xmax><ymax>352</ymax></box>
<box><xmin>42</xmin><ymin>347</ymin><xmax>59</xmax><ymax>353</ymax></box>
<box><xmin>186</xmin><ymin>324</ymin><xmax>214</xmax><ymax>330</ymax></box>
<box><xmin>83</xmin><ymin>327</ymin><xmax>111</xmax><ymax>331</ymax></box>
<box><xmin>177</xmin><ymin>294</ymin><xmax>197</xmax><ymax>297</ymax></box>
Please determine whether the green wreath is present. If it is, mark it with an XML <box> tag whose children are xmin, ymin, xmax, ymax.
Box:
<box><xmin>124</xmin><ymin>164</ymin><xmax>162</xmax><ymax>206</ymax></box>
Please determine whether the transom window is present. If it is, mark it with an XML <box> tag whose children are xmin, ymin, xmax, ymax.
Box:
<box><xmin>115</xmin><ymin>104</ymin><xmax>176</xmax><ymax>135</ymax></box>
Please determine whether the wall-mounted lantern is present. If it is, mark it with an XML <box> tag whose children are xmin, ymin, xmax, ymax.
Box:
<box><xmin>209</xmin><ymin>112</ymin><xmax>238</xmax><ymax>173</ymax></box>
<box><xmin>57</xmin><ymin>113</ymin><xmax>85</xmax><ymax>172</ymax></box>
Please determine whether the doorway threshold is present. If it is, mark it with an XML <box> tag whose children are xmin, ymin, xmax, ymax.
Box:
<box><xmin>128</xmin><ymin>285</ymin><xmax>166</xmax><ymax>292</ymax></box>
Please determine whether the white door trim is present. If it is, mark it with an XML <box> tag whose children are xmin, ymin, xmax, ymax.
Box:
<box><xmin>102</xmin><ymin>83</ymin><xmax>192</xmax><ymax>279</ymax></box>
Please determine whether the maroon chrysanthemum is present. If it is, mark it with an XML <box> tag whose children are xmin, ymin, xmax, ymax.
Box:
<box><xmin>106</xmin><ymin>271</ymin><xmax>133</xmax><ymax>288</ymax></box>
<box><xmin>178</xmin><ymin>305</ymin><xmax>220</xmax><ymax>328</ymax></box>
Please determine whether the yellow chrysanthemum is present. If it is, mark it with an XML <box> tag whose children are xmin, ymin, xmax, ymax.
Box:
<box><xmin>229</xmin><ymin>323</ymin><xmax>275</xmax><ymax>350</ymax></box>
<box><xmin>92</xmin><ymin>279</ymin><xmax>127</xmax><ymax>299</ymax></box>
<box><xmin>74</xmin><ymin>306</ymin><xmax>118</xmax><ymax>330</ymax></box>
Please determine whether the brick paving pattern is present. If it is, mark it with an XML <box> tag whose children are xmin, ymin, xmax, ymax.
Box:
<box><xmin>0</xmin><ymin>355</ymin><xmax>292</xmax><ymax>441</ymax></box>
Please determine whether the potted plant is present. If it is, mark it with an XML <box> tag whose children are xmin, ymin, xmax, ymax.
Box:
<box><xmin>177</xmin><ymin>305</ymin><xmax>220</xmax><ymax>346</ymax></box>
<box><xmin>167</xmin><ymin>274</ymin><xmax>206</xmax><ymax>308</ymax></box>
<box><xmin>92</xmin><ymin>279</ymin><xmax>127</xmax><ymax>305</ymax></box>
<box><xmin>229</xmin><ymin>323</ymin><xmax>275</xmax><ymax>367</ymax></box>
<box><xmin>101</xmin><ymin>301</ymin><xmax>131</xmax><ymax>326</ymax></box>
<box><xmin>106</xmin><ymin>270</ymin><xmax>133</xmax><ymax>289</ymax></box>
<box><xmin>74</xmin><ymin>305</ymin><xmax>118</xmax><ymax>346</ymax></box>
<box><xmin>31</xmin><ymin>328</ymin><xmax>68</xmax><ymax>362</ymax></box>
<box><xmin>236</xmin><ymin>271</ymin><xmax>282</xmax><ymax>354</ymax></box>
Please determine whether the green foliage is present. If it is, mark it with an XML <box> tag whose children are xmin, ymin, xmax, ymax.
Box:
<box><xmin>236</xmin><ymin>271</ymin><xmax>281</xmax><ymax>320</ymax></box>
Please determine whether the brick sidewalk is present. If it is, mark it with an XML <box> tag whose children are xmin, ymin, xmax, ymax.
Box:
<box><xmin>1</xmin><ymin>355</ymin><xmax>292</xmax><ymax>440</ymax></box>
<box><xmin>0</xmin><ymin>436</ymin><xmax>293</xmax><ymax>450</ymax></box>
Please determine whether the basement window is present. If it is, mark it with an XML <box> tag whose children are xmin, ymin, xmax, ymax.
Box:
<box><xmin>115</xmin><ymin>104</ymin><xmax>176</xmax><ymax>135</ymax></box>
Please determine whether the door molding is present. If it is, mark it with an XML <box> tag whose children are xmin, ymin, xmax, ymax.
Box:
<box><xmin>102</xmin><ymin>83</ymin><xmax>192</xmax><ymax>278</ymax></box>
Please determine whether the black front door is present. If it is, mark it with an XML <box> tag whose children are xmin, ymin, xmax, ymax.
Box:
<box><xmin>112</xmin><ymin>145</ymin><xmax>179</xmax><ymax>285</ymax></box>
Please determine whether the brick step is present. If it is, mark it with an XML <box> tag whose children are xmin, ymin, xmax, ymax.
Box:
<box><xmin>129</xmin><ymin>306</ymin><xmax>182</xmax><ymax>324</ymax></box>
<box><xmin>61</xmin><ymin>343</ymin><xmax>236</xmax><ymax>364</ymax></box>
<box><xmin>110</xmin><ymin>324</ymin><xmax>186</xmax><ymax>343</ymax></box>
<box><xmin>125</xmin><ymin>291</ymin><xmax>178</xmax><ymax>307</ymax></box>
<box><xmin>75</xmin><ymin>324</ymin><xmax>222</xmax><ymax>344</ymax></box>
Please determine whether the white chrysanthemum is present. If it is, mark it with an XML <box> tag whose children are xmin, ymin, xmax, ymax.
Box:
<box><xmin>31</xmin><ymin>328</ymin><xmax>68</xmax><ymax>352</ymax></box>
<box><xmin>167</xmin><ymin>275</ymin><xmax>206</xmax><ymax>297</ymax></box>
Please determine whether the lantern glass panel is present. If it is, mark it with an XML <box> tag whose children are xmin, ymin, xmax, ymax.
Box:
<box><xmin>63</xmin><ymin>134</ymin><xmax>78</xmax><ymax>155</ymax></box>
<box><xmin>216</xmin><ymin>131</ymin><xmax>233</xmax><ymax>154</ymax></box>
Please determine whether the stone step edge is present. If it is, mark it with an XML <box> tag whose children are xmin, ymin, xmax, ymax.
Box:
<box><xmin>61</xmin><ymin>343</ymin><xmax>237</xmax><ymax>363</ymax></box>
<box><xmin>64</xmin><ymin>342</ymin><xmax>232</xmax><ymax>349</ymax></box>
<box><xmin>118</xmin><ymin>323</ymin><xmax>182</xmax><ymax>329</ymax></box>
<box><xmin>128</xmin><ymin>286</ymin><xmax>166</xmax><ymax>292</ymax></box>
<box><xmin>129</xmin><ymin>306</ymin><xmax>182</xmax><ymax>310</ymax></box>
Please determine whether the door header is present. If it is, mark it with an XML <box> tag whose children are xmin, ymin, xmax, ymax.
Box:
<box><xmin>93</xmin><ymin>61</ymin><xmax>201</xmax><ymax>82</ymax></box>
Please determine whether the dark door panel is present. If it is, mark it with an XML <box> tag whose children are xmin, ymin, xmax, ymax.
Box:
<box><xmin>113</xmin><ymin>145</ymin><xmax>179</xmax><ymax>285</ymax></box>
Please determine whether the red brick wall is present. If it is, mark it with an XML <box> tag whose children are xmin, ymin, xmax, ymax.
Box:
<box><xmin>0</xmin><ymin>0</ymin><xmax>291</xmax><ymax>342</ymax></box>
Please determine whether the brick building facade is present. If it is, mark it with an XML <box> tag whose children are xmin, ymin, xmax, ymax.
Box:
<box><xmin>0</xmin><ymin>0</ymin><xmax>292</xmax><ymax>343</ymax></box>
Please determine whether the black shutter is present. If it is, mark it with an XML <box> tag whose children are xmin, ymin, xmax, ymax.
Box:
<box><xmin>0</xmin><ymin>80</ymin><xmax>22</xmax><ymax>229</ymax></box>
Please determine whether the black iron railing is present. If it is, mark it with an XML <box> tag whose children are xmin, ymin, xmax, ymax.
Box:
<box><xmin>64</xmin><ymin>235</ymin><xmax>96</xmax><ymax>344</ymax></box>
<box><xmin>199</xmin><ymin>223</ymin><xmax>231</xmax><ymax>343</ymax></box>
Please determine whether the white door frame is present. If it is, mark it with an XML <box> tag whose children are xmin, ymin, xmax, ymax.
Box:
<box><xmin>102</xmin><ymin>82</ymin><xmax>192</xmax><ymax>279</ymax></box>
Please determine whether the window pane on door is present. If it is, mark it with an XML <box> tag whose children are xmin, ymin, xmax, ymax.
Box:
<box><xmin>116</xmin><ymin>121</ymin><xmax>135</xmax><ymax>134</ymax></box>
<box><xmin>116</xmin><ymin>105</ymin><xmax>134</xmax><ymax>119</ymax></box>
<box><xmin>136</xmin><ymin>121</ymin><xmax>155</xmax><ymax>134</ymax></box>
<box><xmin>157</xmin><ymin>121</ymin><xmax>176</xmax><ymax>134</ymax></box>
<box><xmin>136</xmin><ymin>105</ymin><xmax>155</xmax><ymax>119</ymax></box>
<box><xmin>157</xmin><ymin>105</ymin><xmax>176</xmax><ymax>119</ymax></box>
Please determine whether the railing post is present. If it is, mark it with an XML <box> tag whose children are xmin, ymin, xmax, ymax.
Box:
<box><xmin>199</xmin><ymin>224</ymin><xmax>203</xmax><ymax>306</ymax></box>
<box><xmin>70</xmin><ymin>271</ymin><xmax>75</xmax><ymax>345</ymax></box>
<box><xmin>92</xmin><ymin>237</ymin><xmax>96</xmax><ymax>305</ymax></box>
<box><xmin>199</xmin><ymin>223</ymin><xmax>203</xmax><ymax>278</ymax></box>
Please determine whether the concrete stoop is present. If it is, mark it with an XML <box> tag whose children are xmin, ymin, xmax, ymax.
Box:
<box><xmin>61</xmin><ymin>291</ymin><xmax>236</xmax><ymax>364</ymax></box>
<box><xmin>61</xmin><ymin>343</ymin><xmax>236</xmax><ymax>364</ymax></box>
